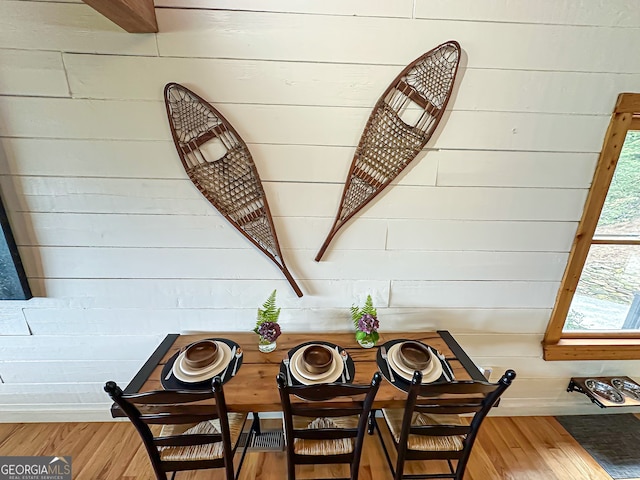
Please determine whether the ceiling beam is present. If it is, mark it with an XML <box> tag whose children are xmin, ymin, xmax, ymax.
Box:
<box><xmin>82</xmin><ymin>0</ymin><xmax>158</xmax><ymax>33</ymax></box>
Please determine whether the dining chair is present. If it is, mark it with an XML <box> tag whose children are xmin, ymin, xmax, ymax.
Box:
<box><xmin>104</xmin><ymin>377</ymin><xmax>251</xmax><ymax>480</ymax></box>
<box><xmin>373</xmin><ymin>369</ymin><xmax>516</xmax><ymax>480</ymax></box>
<box><xmin>277</xmin><ymin>372</ymin><xmax>382</xmax><ymax>480</ymax></box>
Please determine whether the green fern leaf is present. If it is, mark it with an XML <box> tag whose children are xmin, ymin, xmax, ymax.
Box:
<box><xmin>362</xmin><ymin>295</ymin><xmax>377</xmax><ymax>317</ymax></box>
<box><xmin>350</xmin><ymin>305</ymin><xmax>361</xmax><ymax>328</ymax></box>
<box><xmin>351</xmin><ymin>295</ymin><xmax>377</xmax><ymax>330</ymax></box>
<box><xmin>256</xmin><ymin>290</ymin><xmax>280</xmax><ymax>330</ymax></box>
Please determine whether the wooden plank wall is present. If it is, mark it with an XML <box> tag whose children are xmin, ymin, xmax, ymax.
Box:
<box><xmin>0</xmin><ymin>0</ymin><xmax>639</xmax><ymax>421</ymax></box>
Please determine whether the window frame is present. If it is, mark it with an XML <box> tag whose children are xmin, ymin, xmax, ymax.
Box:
<box><xmin>543</xmin><ymin>93</ymin><xmax>640</xmax><ymax>361</ymax></box>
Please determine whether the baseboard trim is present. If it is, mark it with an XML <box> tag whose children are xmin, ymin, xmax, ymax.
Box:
<box><xmin>4</xmin><ymin>403</ymin><xmax>639</xmax><ymax>423</ymax></box>
<box><xmin>0</xmin><ymin>406</ymin><xmax>119</xmax><ymax>423</ymax></box>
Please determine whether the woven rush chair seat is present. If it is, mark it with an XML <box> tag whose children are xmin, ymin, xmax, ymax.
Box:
<box><xmin>381</xmin><ymin>409</ymin><xmax>464</xmax><ymax>452</ymax></box>
<box><xmin>159</xmin><ymin>412</ymin><xmax>247</xmax><ymax>461</ymax></box>
<box><xmin>292</xmin><ymin>416</ymin><xmax>360</xmax><ymax>456</ymax></box>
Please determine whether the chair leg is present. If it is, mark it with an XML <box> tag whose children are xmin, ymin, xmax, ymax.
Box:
<box><xmin>368</xmin><ymin>410</ymin><xmax>376</xmax><ymax>435</ymax></box>
<box><xmin>251</xmin><ymin>412</ymin><xmax>261</xmax><ymax>436</ymax></box>
<box><xmin>373</xmin><ymin>414</ymin><xmax>396</xmax><ymax>478</ymax></box>
<box><xmin>287</xmin><ymin>457</ymin><xmax>295</xmax><ymax>480</ymax></box>
<box><xmin>170</xmin><ymin>473</ymin><xmax>176</xmax><ymax>480</ymax></box>
<box><xmin>235</xmin><ymin>420</ymin><xmax>255</xmax><ymax>480</ymax></box>
<box><xmin>234</xmin><ymin>414</ymin><xmax>259</xmax><ymax>480</ymax></box>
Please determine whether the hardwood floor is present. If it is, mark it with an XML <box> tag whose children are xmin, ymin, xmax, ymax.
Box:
<box><xmin>0</xmin><ymin>416</ymin><xmax>631</xmax><ymax>480</ymax></box>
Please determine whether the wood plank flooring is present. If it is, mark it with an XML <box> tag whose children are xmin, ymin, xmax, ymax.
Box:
<box><xmin>0</xmin><ymin>416</ymin><xmax>633</xmax><ymax>480</ymax></box>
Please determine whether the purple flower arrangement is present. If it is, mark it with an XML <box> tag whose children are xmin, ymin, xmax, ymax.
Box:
<box><xmin>351</xmin><ymin>295</ymin><xmax>379</xmax><ymax>348</ymax></box>
<box><xmin>357</xmin><ymin>313</ymin><xmax>379</xmax><ymax>335</ymax></box>
<box><xmin>254</xmin><ymin>290</ymin><xmax>281</xmax><ymax>352</ymax></box>
<box><xmin>257</xmin><ymin>321</ymin><xmax>281</xmax><ymax>343</ymax></box>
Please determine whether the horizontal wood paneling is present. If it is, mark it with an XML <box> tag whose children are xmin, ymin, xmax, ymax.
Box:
<box><xmin>0</xmin><ymin>1</ymin><xmax>157</xmax><ymax>55</ymax></box>
<box><xmin>1</xmin><ymin>177</ymin><xmax>588</xmax><ymax>221</ymax></box>
<box><xmin>0</xmin><ymin>138</ymin><xmax>435</xmax><ymax>186</ymax></box>
<box><xmin>0</xmin><ymin>310</ymin><xmax>30</xmax><ymax>335</ymax></box>
<box><xmin>26</xmin><ymin>278</ymin><xmax>390</xmax><ymax>309</ymax></box>
<box><xmin>299</xmin><ymin>249</ymin><xmax>568</xmax><ymax>282</ymax></box>
<box><xmin>1</xmin><ymin>177</ymin><xmax>211</xmax><ymax>215</ymax></box>
<box><xmin>454</xmin><ymin>333</ymin><xmax>543</xmax><ymax>357</ymax></box>
<box><xmin>156</xmin><ymin>10</ymin><xmax>640</xmax><ymax>73</ymax></box>
<box><xmin>261</xmin><ymin>184</ymin><xmax>588</xmax><ymax>221</ymax></box>
<box><xmin>0</xmin><ymin>383</ymin><xmax>116</xmax><ymax>406</ymax></box>
<box><xmin>386</xmin><ymin>220</ymin><xmax>577</xmax><ymax>252</ymax></box>
<box><xmin>0</xmin><ymin>360</ymin><xmax>142</xmax><ymax>383</ymax></box>
<box><xmin>63</xmin><ymin>53</ymin><xmax>640</xmax><ymax>115</ymax></box>
<box><xmin>0</xmin><ymin>97</ymin><xmax>611</xmax><ymax>152</ymax></box>
<box><xmin>390</xmin><ymin>281</ymin><xmax>560</xmax><ymax>308</ymax></box>
<box><xmin>435</xmin><ymin>150</ymin><xmax>598</xmax><ymax>188</ymax></box>
<box><xmin>9</xmin><ymin>213</ymin><xmax>577</xmax><ymax>253</ymax></box>
<box><xmin>470</xmin><ymin>355</ymin><xmax>640</xmax><ymax>379</ymax></box>
<box><xmin>17</xmin><ymin>246</ymin><xmax>569</xmax><ymax>281</ymax></box>
<box><xmin>0</xmin><ymin>335</ymin><xmax>163</xmax><ymax>361</ymax></box>
<box><xmin>6</xmin><ymin>137</ymin><xmax>598</xmax><ymax>188</ymax></box>
<box><xmin>23</xmin><ymin>308</ymin><xmax>259</xmax><ymax>335</ymax></box>
<box><xmin>0</xmin><ymin>49</ymin><xmax>68</xmax><ymax>98</ymax></box>
<box><xmin>156</xmin><ymin>0</ymin><xmax>414</xmax><ymax>18</ymax></box>
<box><xmin>0</xmin><ymin>98</ymin><xmax>167</xmax><ymax>141</ymax></box>
<box><xmin>0</xmin><ymin>405</ymin><xmax>114</xmax><ymax>423</ymax></box>
<box><xmin>9</xmin><ymin>213</ymin><xmax>387</xmax><ymax>252</ymax></box>
<box><xmin>414</xmin><ymin>0</ymin><xmax>640</xmax><ymax>27</ymax></box>
<box><xmin>63</xmin><ymin>54</ymin><xmax>401</xmax><ymax>104</ymax></box>
<box><xmin>0</xmin><ymin>138</ymin><xmax>182</xmax><ymax>178</ymax></box>
<box><xmin>378</xmin><ymin>308</ymin><xmax>553</xmax><ymax>335</ymax></box>
<box><xmin>149</xmin><ymin>0</ymin><xmax>640</xmax><ymax>28</ymax></box>
<box><xmin>23</xmin><ymin>307</ymin><xmax>553</xmax><ymax>335</ymax></box>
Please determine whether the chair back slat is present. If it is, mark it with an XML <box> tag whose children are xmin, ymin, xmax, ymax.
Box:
<box><xmin>154</xmin><ymin>433</ymin><xmax>224</xmax><ymax>447</ymax></box>
<box><xmin>409</xmin><ymin>425</ymin><xmax>470</xmax><ymax>437</ymax></box>
<box><xmin>287</xmin><ymin>383</ymin><xmax>373</xmax><ymax>402</ymax></box>
<box><xmin>293</xmin><ymin>428</ymin><xmax>359</xmax><ymax>440</ymax></box>
<box><xmin>414</xmin><ymin>404</ymin><xmax>482</xmax><ymax>415</ymax></box>
<box><xmin>415</xmin><ymin>381</ymin><xmax>500</xmax><ymax>396</ymax></box>
<box><xmin>290</xmin><ymin>406</ymin><xmax>364</xmax><ymax>418</ymax></box>
<box><xmin>140</xmin><ymin>413</ymin><xmax>218</xmax><ymax>425</ymax></box>
<box><xmin>137</xmin><ymin>404</ymin><xmax>220</xmax><ymax>418</ymax></box>
<box><xmin>124</xmin><ymin>389</ymin><xmax>216</xmax><ymax>405</ymax></box>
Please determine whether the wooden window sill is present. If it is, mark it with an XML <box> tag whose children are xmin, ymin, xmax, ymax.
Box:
<box><xmin>543</xmin><ymin>338</ymin><xmax>640</xmax><ymax>361</ymax></box>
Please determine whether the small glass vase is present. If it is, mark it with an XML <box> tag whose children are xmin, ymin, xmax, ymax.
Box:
<box><xmin>258</xmin><ymin>337</ymin><xmax>277</xmax><ymax>353</ymax></box>
<box><xmin>356</xmin><ymin>332</ymin><xmax>376</xmax><ymax>349</ymax></box>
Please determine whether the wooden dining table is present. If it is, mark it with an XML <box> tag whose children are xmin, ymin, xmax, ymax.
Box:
<box><xmin>110</xmin><ymin>330</ymin><xmax>486</xmax><ymax>417</ymax></box>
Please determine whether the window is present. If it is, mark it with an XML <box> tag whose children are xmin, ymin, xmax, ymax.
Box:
<box><xmin>543</xmin><ymin>93</ymin><xmax>640</xmax><ymax>360</ymax></box>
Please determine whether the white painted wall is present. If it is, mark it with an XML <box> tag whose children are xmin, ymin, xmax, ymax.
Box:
<box><xmin>0</xmin><ymin>0</ymin><xmax>639</xmax><ymax>421</ymax></box>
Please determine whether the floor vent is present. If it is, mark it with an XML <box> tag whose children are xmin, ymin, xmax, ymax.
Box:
<box><xmin>238</xmin><ymin>429</ymin><xmax>284</xmax><ymax>451</ymax></box>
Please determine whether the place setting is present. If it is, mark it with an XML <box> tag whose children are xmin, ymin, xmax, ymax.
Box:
<box><xmin>280</xmin><ymin>341</ymin><xmax>355</xmax><ymax>386</ymax></box>
<box><xmin>161</xmin><ymin>338</ymin><xmax>243</xmax><ymax>390</ymax></box>
<box><xmin>376</xmin><ymin>339</ymin><xmax>455</xmax><ymax>392</ymax></box>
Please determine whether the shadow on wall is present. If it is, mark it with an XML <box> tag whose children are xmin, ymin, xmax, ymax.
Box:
<box><xmin>0</xmin><ymin>140</ymin><xmax>36</xmax><ymax>299</ymax></box>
